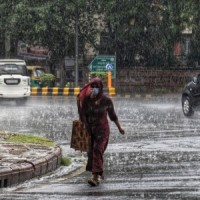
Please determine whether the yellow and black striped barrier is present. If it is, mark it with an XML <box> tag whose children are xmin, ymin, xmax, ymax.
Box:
<box><xmin>108</xmin><ymin>87</ymin><xmax>116</xmax><ymax>96</ymax></box>
<box><xmin>31</xmin><ymin>87</ymin><xmax>116</xmax><ymax>96</ymax></box>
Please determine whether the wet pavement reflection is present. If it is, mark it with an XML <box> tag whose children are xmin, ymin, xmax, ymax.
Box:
<box><xmin>1</xmin><ymin>95</ymin><xmax>200</xmax><ymax>199</ymax></box>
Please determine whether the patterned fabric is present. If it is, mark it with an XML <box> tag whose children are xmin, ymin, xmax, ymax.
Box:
<box><xmin>77</xmin><ymin>78</ymin><xmax>118</xmax><ymax>176</ymax></box>
<box><xmin>70</xmin><ymin>120</ymin><xmax>89</xmax><ymax>152</ymax></box>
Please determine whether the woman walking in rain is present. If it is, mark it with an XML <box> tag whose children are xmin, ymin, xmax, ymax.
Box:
<box><xmin>77</xmin><ymin>77</ymin><xmax>125</xmax><ymax>186</ymax></box>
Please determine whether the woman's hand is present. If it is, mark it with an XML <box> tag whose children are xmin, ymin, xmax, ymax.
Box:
<box><xmin>119</xmin><ymin>127</ymin><xmax>125</xmax><ymax>135</ymax></box>
<box><xmin>114</xmin><ymin>120</ymin><xmax>125</xmax><ymax>135</ymax></box>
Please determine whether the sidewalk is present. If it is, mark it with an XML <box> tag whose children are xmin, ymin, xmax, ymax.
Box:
<box><xmin>0</xmin><ymin>133</ymin><xmax>62</xmax><ymax>188</ymax></box>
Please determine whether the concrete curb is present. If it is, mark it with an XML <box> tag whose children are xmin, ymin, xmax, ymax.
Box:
<box><xmin>0</xmin><ymin>146</ymin><xmax>62</xmax><ymax>188</ymax></box>
<box><xmin>31</xmin><ymin>87</ymin><xmax>116</xmax><ymax>96</ymax></box>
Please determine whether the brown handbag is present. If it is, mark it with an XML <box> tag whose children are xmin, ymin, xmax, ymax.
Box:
<box><xmin>70</xmin><ymin>120</ymin><xmax>89</xmax><ymax>152</ymax></box>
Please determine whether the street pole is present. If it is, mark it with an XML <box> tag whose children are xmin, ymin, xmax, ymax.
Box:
<box><xmin>75</xmin><ymin>7</ymin><xmax>79</xmax><ymax>87</ymax></box>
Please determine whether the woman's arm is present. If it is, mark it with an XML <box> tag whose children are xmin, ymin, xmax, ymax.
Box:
<box><xmin>106</xmin><ymin>97</ymin><xmax>125</xmax><ymax>135</ymax></box>
<box><xmin>114</xmin><ymin>119</ymin><xmax>125</xmax><ymax>135</ymax></box>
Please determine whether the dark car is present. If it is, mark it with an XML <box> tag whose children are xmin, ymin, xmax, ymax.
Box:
<box><xmin>182</xmin><ymin>74</ymin><xmax>200</xmax><ymax>116</ymax></box>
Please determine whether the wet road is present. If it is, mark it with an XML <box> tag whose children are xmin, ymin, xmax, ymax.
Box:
<box><xmin>1</xmin><ymin>95</ymin><xmax>200</xmax><ymax>199</ymax></box>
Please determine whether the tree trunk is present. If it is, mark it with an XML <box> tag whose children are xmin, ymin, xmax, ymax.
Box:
<box><xmin>5</xmin><ymin>31</ymin><xmax>11</xmax><ymax>58</ymax></box>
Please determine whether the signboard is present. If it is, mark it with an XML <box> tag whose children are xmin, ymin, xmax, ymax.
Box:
<box><xmin>17</xmin><ymin>41</ymin><xmax>49</xmax><ymax>60</ymax></box>
<box><xmin>88</xmin><ymin>55</ymin><xmax>116</xmax><ymax>78</ymax></box>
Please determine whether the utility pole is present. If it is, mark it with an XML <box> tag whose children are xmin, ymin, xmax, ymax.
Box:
<box><xmin>75</xmin><ymin>6</ymin><xmax>79</xmax><ymax>87</ymax></box>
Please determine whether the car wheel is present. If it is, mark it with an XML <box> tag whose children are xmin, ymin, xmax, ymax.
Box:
<box><xmin>182</xmin><ymin>96</ymin><xmax>194</xmax><ymax>116</ymax></box>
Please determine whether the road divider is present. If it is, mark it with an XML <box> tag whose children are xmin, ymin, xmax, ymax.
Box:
<box><xmin>0</xmin><ymin>146</ymin><xmax>61</xmax><ymax>188</ymax></box>
<box><xmin>31</xmin><ymin>87</ymin><xmax>116</xmax><ymax>96</ymax></box>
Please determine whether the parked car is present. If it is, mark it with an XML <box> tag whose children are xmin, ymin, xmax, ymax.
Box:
<box><xmin>0</xmin><ymin>59</ymin><xmax>31</xmax><ymax>105</ymax></box>
<box><xmin>182</xmin><ymin>73</ymin><xmax>200</xmax><ymax>116</ymax></box>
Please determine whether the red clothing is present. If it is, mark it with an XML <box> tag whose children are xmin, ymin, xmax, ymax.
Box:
<box><xmin>77</xmin><ymin>77</ymin><xmax>118</xmax><ymax>175</ymax></box>
<box><xmin>83</xmin><ymin>94</ymin><xmax>118</xmax><ymax>175</ymax></box>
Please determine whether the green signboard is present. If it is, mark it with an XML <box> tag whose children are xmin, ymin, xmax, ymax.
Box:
<box><xmin>88</xmin><ymin>55</ymin><xmax>116</xmax><ymax>78</ymax></box>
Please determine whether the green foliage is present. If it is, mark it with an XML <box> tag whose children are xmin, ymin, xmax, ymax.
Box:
<box><xmin>0</xmin><ymin>0</ymin><xmax>198</xmax><ymax>67</ymax></box>
<box><xmin>40</xmin><ymin>73</ymin><xmax>56</xmax><ymax>87</ymax></box>
<box><xmin>90</xmin><ymin>72</ymin><xmax>107</xmax><ymax>85</ymax></box>
<box><xmin>0</xmin><ymin>0</ymin><xmax>100</xmax><ymax>63</ymax></box>
<box><xmin>96</xmin><ymin>0</ymin><xmax>192</xmax><ymax>67</ymax></box>
<box><xmin>61</xmin><ymin>157</ymin><xmax>71</xmax><ymax>166</ymax></box>
<box><xmin>5</xmin><ymin>133</ymin><xmax>55</xmax><ymax>147</ymax></box>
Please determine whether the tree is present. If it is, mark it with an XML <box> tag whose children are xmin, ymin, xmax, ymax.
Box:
<box><xmin>0</xmin><ymin>0</ymin><xmax>21</xmax><ymax>57</ymax></box>
<box><xmin>186</xmin><ymin>1</ymin><xmax>200</xmax><ymax>67</ymax></box>
<box><xmin>0</xmin><ymin>0</ymin><xmax>101</xmax><ymax>85</ymax></box>
<box><xmin>95</xmin><ymin>0</ymin><xmax>192</xmax><ymax>67</ymax></box>
<box><xmin>0</xmin><ymin>0</ymin><xmax>197</xmax><ymax>69</ymax></box>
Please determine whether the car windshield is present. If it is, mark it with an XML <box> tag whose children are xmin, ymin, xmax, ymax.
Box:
<box><xmin>0</xmin><ymin>64</ymin><xmax>27</xmax><ymax>75</ymax></box>
<box><xmin>35</xmin><ymin>69</ymin><xmax>45</xmax><ymax>77</ymax></box>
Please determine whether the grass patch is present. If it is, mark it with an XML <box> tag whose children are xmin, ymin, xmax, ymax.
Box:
<box><xmin>5</xmin><ymin>133</ymin><xmax>55</xmax><ymax>147</ymax></box>
<box><xmin>61</xmin><ymin>157</ymin><xmax>71</xmax><ymax>166</ymax></box>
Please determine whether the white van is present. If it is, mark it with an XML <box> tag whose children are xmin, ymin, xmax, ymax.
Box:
<box><xmin>0</xmin><ymin>59</ymin><xmax>31</xmax><ymax>105</ymax></box>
